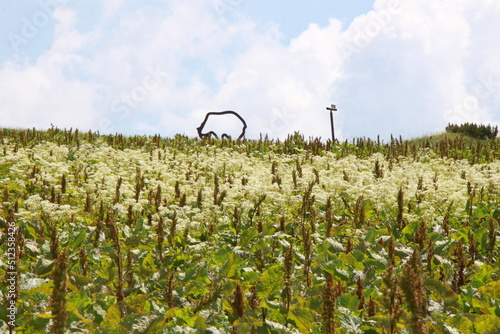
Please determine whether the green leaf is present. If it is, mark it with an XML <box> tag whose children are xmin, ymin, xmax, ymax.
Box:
<box><xmin>32</xmin><ymin>258</ymin><xmax>55</xmax><ymax>276</ymax></box>
<box><xmin>220</xmin><ymin>253</ymin><xmax>244</xmax><ymax>278</ymax></box>
<box><xmin>445</xmin><ymin>316</ymin><xmax>473</xmax><ymax>333</ymax></box>
<box><xmin>473</xmin><ymin>203</ymin><xmax>491</xmax><ymax>220</ymax></box>
<box><xmin>164</xmin><ymin>307</ymin><xmax>182</xmax><ymax>320</ymax></box>
<box><xmin>121</xmin><ymin>314</ymin><xmax>155</xmax><ymax>333</ymax></box>
<box><xmin>363</xmin><ymin>329</ymin><xmax>380</xmax><ymax>334</ymax></box>
<box><xmin>474</xmin><ymin>315</ymin><xmax>500</xmax><ymax>333</ymax></box>
<box><xmin>67</xmin><ymin>290</ymin><xmax>93</xmax><ymax>313</ymax></box>
<box><xmin>338</xmin><ymin>252</ymin><xmax>357</xmax><ymax>267</ymax></box>
<box><xmin>124</xmin><ymin>236</ymin><xmax>144</xmax><ymax>247</ymax></box>
<box><xmin>20</xmin><ymin>281</ymin><xmax>53</xmax><ymax>304</ymax></box>
<box><xmin>211</xmin><ymin>247</ymin><xmax>244</xmax><ymax>278</ymax></box>
<box><xmin>288</xmin><ymin>306</ymin><xmax>317</xmax><ymax>333</ymax></box>
<box><xmin>239</xmin><ymin>228</ymin><xmax>258</xmax><ymax>247</ymax></box>
<box><xmin>144</xmin><ymin>317</ymin><xmax>166</xmax><ymax>334</ymax></box>
<box><xmin>164</xmin><ymin>307</ymin><xmax>205</xmax><ymax>328</ymax></box>
<box><xmin>402</xmin><ymin>221</ymin><xmax>419</xmax><ymax>240</ymax></box>
<box><xmin>338</xmin><ymin>293</ymin><xmax>360</xmax><ymax>311</ymax></box>
<box><xmin>134</xmin><ymin>217</ymin><xmax>144</xmax><ymax>234</ymax></box>
<box><xmin>72</xmin><ymin>274</ymin><xmax>94</xmax><ymax>286</ymax></box>
<box><xmin>241</xmin><ymin>269</ymin><xmax>260</xmax><ymax>283</ymax></box>
<box><xmin>478</xmin><ymin>280</ymin><xmax>500</xmax><ymax>300</ymax></box>
<box><xmin>24</xmin><ymin>239</ymin><xmax>41</xmax><ymax>256</ymax></box>
<box><xmin>141</xmin><ymin>252</ymin><xmax>156</xmax><ymax>270</ymax></box>
<box><xmin>363</xmin><ymin>258</ymin><xmax>386</xmax><ymax>271</ymax></box>
<box><xmin>260</xmin><ymin>299</ymin><xmax>281</xmax><ymax>311</ymax></box>
<box><xmin>363</xmin><ymin>228</ymin><xmax>380</xmax><ymax>244</ymax></box>
<box><xmin>126</xmin><ymin>294</ymin><xmax>151</xmax><ymax>314</ymax></box>
<box><xmin>66</xmin><ymin>301</ymin><xmax>93</xmax><ymax>325</ymax></box>
<box><xmin>15</xmin><ymin>315</ymin><xmax>52</xmax><ymax>333</ymax></box>
<box><xmin>425</xmin><ymin>279</ymin><xmax>456</xmax><ymax>299</ymax></box>
<box><xmin>102</xmin><ymin>303</ymin><xmax>123</xmax><ymax>327</ymax></box>
<box><xmin>257</xmin><ymin>265</ymin><xmax>283</xmax><ymax>300</ymax></box>
<box><xmin>70</xmin><ymin>230</ymin><xmax>87</xmax><ymax>249</ymax></box>
<box><xmin>212</xmin><ymin>247</ymin><xmax>230</xmax><ymax>267</ymax></box>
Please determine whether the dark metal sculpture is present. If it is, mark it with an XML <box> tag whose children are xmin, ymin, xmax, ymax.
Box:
<box><xmin>197</xmin><ymin>111</ymin><xmax>247</xmax><ymax>140</ymax></box>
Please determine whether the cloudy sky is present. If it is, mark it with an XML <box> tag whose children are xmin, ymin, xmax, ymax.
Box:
<box><xmin>1</xmin><ymin>0</ymin><xmax>499</xmax><ymax>141</ymax></box>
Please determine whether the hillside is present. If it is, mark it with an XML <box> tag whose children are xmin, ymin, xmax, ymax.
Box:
<box><xmin>405</xmin><ymin>131</ymin><xmax>499</xmax><ymax>147</ymax></box>
<box><xmin>1</xmin><ymin>127</ymin><xmax>499</xmax><ymax>333</ymax></box>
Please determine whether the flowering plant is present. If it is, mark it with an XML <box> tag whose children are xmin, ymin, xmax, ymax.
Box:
<box><xmin>0</xmin><ymin>128</ymin><xmax>499</xmax><ymax>333</ymax></box>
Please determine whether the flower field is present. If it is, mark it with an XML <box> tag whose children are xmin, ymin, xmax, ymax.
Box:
<box><xmin>1</xmin><ymin>128</ymin><xmax>499</xmax><ymax>333</ymax></box>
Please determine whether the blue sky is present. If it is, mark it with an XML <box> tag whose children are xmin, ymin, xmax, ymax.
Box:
<box><xmin>243</xmin><ymin>0</ymin><xmax>374</xmax><ymax>41</ymax></box>
<box><xmin>1</xmin><ymin>0</ymin><xmax>499</xmax><ymax>140</ymax></box>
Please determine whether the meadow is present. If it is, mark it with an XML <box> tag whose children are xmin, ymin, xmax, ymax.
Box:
<box><xmin>0</xmin><ymin>127</ymin><xmax>499</xmax><ymax>333</ymax></box>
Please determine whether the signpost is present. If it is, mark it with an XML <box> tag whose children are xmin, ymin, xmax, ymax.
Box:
<box><xmin>327</xmin><ymin>104</ymin><xmax>337</xmax><ymax>142</ymax></box>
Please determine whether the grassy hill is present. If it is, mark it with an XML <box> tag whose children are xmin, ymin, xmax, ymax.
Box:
<box><xmin>1</xmin><ymin>127</ymin><xmax>499</xmax><ymax>333</ymax></box>
<box><xmin>406</xmin><ymin>131</ymin><xmax>499</xmax><ymax>146</ymax></box>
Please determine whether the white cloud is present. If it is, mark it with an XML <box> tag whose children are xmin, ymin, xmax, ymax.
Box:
<box><xmin>0</xmin><ymin>60</ymin><xmax>97</xmax><ymax>130</ymax></box>
<box><xmin>0</xmin><ymin>7</ymin><xmax>97</xmax><ymax>131</ymax></box>
<box><xmin>332</xmin><ymin>0</ymin><xmax>500</xmax><ymax>139</ymax></box>
<box><xmin>1</xmin><ymin>0</ymin><xmax>499</xmax><ymax>140</ymax></box>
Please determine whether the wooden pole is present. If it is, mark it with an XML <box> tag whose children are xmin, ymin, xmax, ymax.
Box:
<box><xmin>327</xmin><ymin>104</ymin><xmax>337</xmax><ymax>142</ymax></box>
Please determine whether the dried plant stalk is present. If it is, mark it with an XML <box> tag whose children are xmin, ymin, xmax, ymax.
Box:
<box><xmin>50</xmin><ymin>249</ymin><xmax>68</xmax><ymax>334</ymax></box>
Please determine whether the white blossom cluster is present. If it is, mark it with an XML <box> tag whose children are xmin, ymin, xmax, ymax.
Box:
<box><xmin>1</xmin><ymin>138</ymin><xmax>498</xmax><ymax>231</ymax></box>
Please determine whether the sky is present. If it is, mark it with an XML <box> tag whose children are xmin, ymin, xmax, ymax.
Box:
<box><xmin>1</xmin><ymin>0</ymin><xmax>499</xmax><ymax>141</ymax></box>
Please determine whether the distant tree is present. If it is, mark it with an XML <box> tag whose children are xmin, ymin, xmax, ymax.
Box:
<box><xmin>446</xmin><ymin>122</ymin><xmax>498</xmax><ymax>140</ymax></box>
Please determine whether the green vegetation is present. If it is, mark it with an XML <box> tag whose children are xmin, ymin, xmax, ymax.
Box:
<box><xmin>446</xmin><ymin>123</ymin><xmax>498</xmax><ymax>140</ymax></box>
<box><xmin>1</xmin><ymin>127</ymin><xmax>499</xmax><ymax>333</ymax></box>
